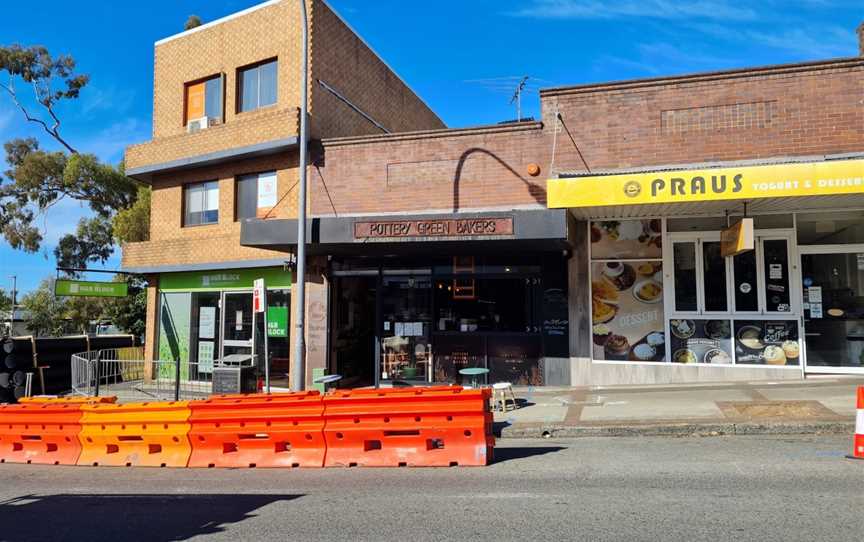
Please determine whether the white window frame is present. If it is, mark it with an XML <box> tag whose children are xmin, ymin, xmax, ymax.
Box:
<box><xmin>183</xmin><ymin>180</ymin><xmax>219</xmax><ymax>227</ymax></box>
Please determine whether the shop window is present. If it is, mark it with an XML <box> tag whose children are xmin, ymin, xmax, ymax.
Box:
<box><xmin>703</xmin><ymin>242</ymin><xmax>728</xmax><ymax>312</ymax></box>
<box><xmin>673</xmin><ymin>242</ymin><xmax>697</xmax><ymax>312</ymax></box>
<box><xmin>733</xmin><ymin>320</ymin><xmax>800</xmax><ymax>366</ymax></box>
<box><xmin>590</xmin><ymin>220</ymin><xmax>665</xmax><ymax>362</ymax></box>
<box><xmin>733</xmin><ymin>250</ymin><xmax>759</xmax><ymax>312</ymax></box>
<box><xmin>261</xmin><ymin>289</ymin><xmax>291</xmax><ymax>387</ymax></box>
<box><xmin>190</xmin><ymin>292</ymin><xmax>220</xmax><ymax>376</ymax></box>
<box><xmin>797</xmin><ymin>211</ymin><xmax>864</xmax><ymax>245</ymax></box>
<box><xmin>236</xmin><ymin>171</ymin><xmax>278</xmax><ymax>220</ymax></box>
<box><xmin>184</xmin><ymin>75</ymin><xmax>223</xmax><ymax>126</ymax></box>
<box><xmin>763</xmin><ymin>239</ymin><xmax>791</xmax><ymax>313</ymax></box>
<box><xmin>669</xmin><ymin>319</ymin><xmax>733</xmax><ymax>365</ymax></box>
<box><xmin>184</xmin><ymin>181</ymin><xmax>219</xmax><ymax>226</ymax></box>
<box><xmin>435</xmin><ymin>277</ymin><xmax>531</xmax><ymax>333</ymax></box>
<box><xmin>238</xmin><ymin>59</ymin><xmax>277</xmax><ymax>113</ymax></box>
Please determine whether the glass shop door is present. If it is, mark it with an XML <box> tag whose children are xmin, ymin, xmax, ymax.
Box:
<box><xmin>800</xmin><ymin>246</ymin><xmax>864</xmax><ymax>374</ymax></box>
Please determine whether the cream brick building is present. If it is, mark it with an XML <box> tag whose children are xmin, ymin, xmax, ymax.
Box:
<box><xmin>123</xmin><ymin>0</ymin><xmax>443</xmax><ymax>387</ymax></box>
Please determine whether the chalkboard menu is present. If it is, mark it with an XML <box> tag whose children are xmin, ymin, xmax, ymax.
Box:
<box><xmin>542</xmin><ymin>287</ymin><xmax>569</xmax><ymax>357</ymax></box>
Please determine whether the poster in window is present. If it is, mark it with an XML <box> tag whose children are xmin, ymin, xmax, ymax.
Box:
<box><xmin>197</xmin><ymin>340</ymin><xmax>214</xmax><ymax>373</ymax></box>
<box><xmin>592</xmin><ymin>261</ymin><xmax>665</xmax><ymax>361</ymax></box>
<box><xmin>199</xmin><ymin>306</ymin><xmax>216</xmax><ymax>340</ymax></box>
<box><xmin>734</xmin><ymin>320</ymin><xmax>800</xmax><ymax>365</ymax></box>
<box><xmin>257</xmin><ymin>172</ymin><xmax>277</xmax><ymax>210</ymax></box>
<box><xmin>669</xmin><ymin>319</ymin><xmax>733</xmax><ymax>364</ymax></box>
<box><xmin>590</xmin><ymin>220</ymin><xmax>662</xmax><ymax>260</ymax></box>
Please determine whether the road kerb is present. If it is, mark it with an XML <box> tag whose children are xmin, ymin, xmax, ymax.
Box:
<box><xmin>498</xmin><ymin>421</ymin><xmax>855</xmax><ymax>439</ymax></box>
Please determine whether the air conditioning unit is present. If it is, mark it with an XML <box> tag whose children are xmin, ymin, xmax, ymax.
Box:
<box><xmin>187</xmin><ymin>116</ymin><xmax>216</xmax><ymax>133</ymax></box>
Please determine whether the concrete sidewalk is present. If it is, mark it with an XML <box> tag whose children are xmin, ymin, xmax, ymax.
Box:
<box><xmin>494</xmin><ymin>376</ymin><xmax>864</xmax><ymax>438</ymax></box>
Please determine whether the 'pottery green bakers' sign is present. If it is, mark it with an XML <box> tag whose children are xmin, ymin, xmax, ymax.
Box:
<box><xmin>55</xmin><ymin>279</ymin><xmax>128</xmax><ymax>298</ymax></box>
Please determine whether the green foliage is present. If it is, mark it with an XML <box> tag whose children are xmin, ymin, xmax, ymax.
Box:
<box><xmin>64</xmin><ymin>295</ymin><xmax>105</xmax><ymax>334</ymax></box>
<box><xmin>112</xmin><ymin>185</ymin><xmax>151</xmax><ymax>244</ymax></box>
<box><xmin>19</xmin><ymin>275</ymin><xmax>146</xmax><ymax>338</ymax></box>
<box><xmin>184</xmin><ymin>15</ymin><xmax>203</xmax><ymax>30</ymax></box>
<box><xmin>20</xmin><ymin>279</ymin><xmax>68</xmax><ymax>336</ymax></box>
<box><xmin>0</xmin><ymin>44</ymin><xmax>149</xmax><ymax>268</ymax></box>
<box><xmin>54</xmin><ymin>216</ymin><xmax>115</xmax><ymax>270</ymax></box>
<box><xmin>103</xmin><ymin>276</ymin><xmax>147</xmax><ymax>338</ymax></box>
<box><xmin>0</xmin><ymin>289</ymin><xmax>11</xmax><ymax>313</ymax></box>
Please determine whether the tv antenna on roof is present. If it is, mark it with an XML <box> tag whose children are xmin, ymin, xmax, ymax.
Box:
<box><xmin>510</xmin><ymin>76</ymin><xmax>529</xmax><ymax>122</ymax></box>
<box><xmin>463</xmin><ymin>75</ymin><xmax>553</xmax><ymax>122</ymax></box>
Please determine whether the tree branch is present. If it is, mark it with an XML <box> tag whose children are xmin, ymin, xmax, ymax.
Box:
<box><xmin>0</xmin><ymin>79</ymin><xmax>78</xmax><ymax>154</ymax></box>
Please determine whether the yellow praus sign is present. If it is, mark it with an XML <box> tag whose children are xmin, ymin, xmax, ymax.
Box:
<box><xmin>547</xmin><ymin>159</ymin><xmax>864</xmax><ymax>208</ymax></box>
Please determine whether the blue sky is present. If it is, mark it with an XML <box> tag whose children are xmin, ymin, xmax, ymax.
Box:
<box><xmin>1</xmin><ymin>0</ymin><xmax>861</xmax><ymax>296</ymax></box>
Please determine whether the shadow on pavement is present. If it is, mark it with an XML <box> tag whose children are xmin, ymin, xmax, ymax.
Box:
<box><xmin>0</xmin><ymin>493</ymin><xmax>303</xmax><ymax>542</ymax></box>
<box><xmin>493</xmin><ymin>446</ymin><xmax>566</xmax><ymax>464</ymax></box>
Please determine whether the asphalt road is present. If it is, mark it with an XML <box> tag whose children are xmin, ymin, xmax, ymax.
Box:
<box><xmin>0</xmin><ymin>435</ymin><xmax>861</xmax><ymax>542</ymax></box>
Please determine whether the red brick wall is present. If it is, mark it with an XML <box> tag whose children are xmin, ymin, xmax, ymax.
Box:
<box><xmin>541</xmin><ymin>59</ymin><xmax>864</xmax><ymax>173</ymax></box>
<box><xmin>312</xmin><ymin>122</ymin><xmax>549</xmax><ymax>216</ymax></box>
<box><xmin>313</xmin><ymin>59</ymin><xmax>864</xmax><ymax>218</ymax></box>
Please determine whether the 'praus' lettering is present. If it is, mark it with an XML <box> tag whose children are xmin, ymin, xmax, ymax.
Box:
<box><xmin>651</xmin><ymin>173</ymin><xmax>743</xmax><ymax>198</ymax></box>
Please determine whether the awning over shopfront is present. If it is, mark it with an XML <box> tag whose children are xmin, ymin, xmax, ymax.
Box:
<box><xmin>547</xmin><ymin>154</ymin><xmax>864</xmax><ymax>220</ymax></box>
<box><xmin>240</xmin><ymin>209</ymin><xmax>572</xmax><ymax>256</ymax></box>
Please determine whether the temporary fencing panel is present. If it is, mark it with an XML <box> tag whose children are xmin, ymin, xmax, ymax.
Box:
<box><xmin>0</xmin><ymin>402</ymin><xmax>85</xmax><ymax>465</ymax></box>
<box><xmin>188</xmin><ymin>391</ymin><xmax>325</xmax><ymax>468</ymax></box>
<box><xmin>322</xmin><ymin>387</ymin><xmax>494</xmax><ymax>467</ymax></box>
<box><xmin>77</xmin><ymin>401</ymin><xmax>192</xmax><ymax>467</ymax></box>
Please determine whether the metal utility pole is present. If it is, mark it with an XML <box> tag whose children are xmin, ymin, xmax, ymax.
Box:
<box><xmin>7</xmin><ymin>276</ymin><xmax>15</xmax><ymax>337</ymax></box>
<box><xmin>292</xmin><ymin>0</ymin><xmax>309</xmax><ymax>391</ymax></box>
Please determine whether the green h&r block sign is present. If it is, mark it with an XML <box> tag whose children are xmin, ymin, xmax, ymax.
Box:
<box><xmin>55</xmin><ymin>279</ymin><xmax>128</xmax><ymax>298</ymax></box>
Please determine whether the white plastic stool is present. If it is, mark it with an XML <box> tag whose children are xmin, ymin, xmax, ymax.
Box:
<box><xmin>492</xmin><ymin>382</ymin><xmax>517</xmax><ymax>412</ymax></box>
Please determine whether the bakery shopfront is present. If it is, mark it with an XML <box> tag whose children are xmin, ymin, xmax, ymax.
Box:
<box><xmin>549</xmin><ymin>155</ymin><xmax>864</xmax><ymax>385</ymax></box>
<box><xmin>242</xmin><ymin>209</ymin><xmax>572</xmax><ymax>388</ymax></box>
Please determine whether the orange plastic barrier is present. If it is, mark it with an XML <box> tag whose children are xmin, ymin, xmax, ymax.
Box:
<box><xmin>0</xmin><ymin>402</ymin><xmax>85</xmax><ymax>465</ymax></box>
<box><xmin>19</xmin><ymin>396</ymin><xmax>117</xmax><ymax>404</ymax></box>
<box><xmin>322</xmin><ymin>387</ymin><xmax>494</xmax><ymax>467</ymax></box>
<box><xmin>853</xmin><ymin>387</ymin><xmax>863</xmax><ymax>460</ymax></box>
<box><xmin>188</xmin><ymin>392</ymin><xmax>325</xmax><ymax>468</ymax></box>
<box><xmin>77</xmin><ymin>401</ymin><xmax>192</xmax><ymax>467</ymax></box>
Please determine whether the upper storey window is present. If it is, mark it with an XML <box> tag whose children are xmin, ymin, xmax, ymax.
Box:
<box><xmin>184</xmin><ymin>181</ymin><xmax>219</xmax><ymax>226</ymax></box>
<box><xmin>185</xmin><ymin>75</ymin><xmax>223</xmax><ymax>129</ymax></box>
<box><xmin>238</xmin><ymin>59</ymin><xmax>278</xmax><ymax>113</ymax></box>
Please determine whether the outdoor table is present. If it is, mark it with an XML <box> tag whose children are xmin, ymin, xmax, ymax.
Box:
<box><xmin>458</xmin><ymin>367</ymin><xmax>489</xmax><ymax>388</ymax></box>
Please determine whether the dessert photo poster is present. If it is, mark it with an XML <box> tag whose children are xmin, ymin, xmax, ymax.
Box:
<box><xmin>590</xmin><ymin>220</ymin><xmax>666</xmax><ymax>362</ymax></box>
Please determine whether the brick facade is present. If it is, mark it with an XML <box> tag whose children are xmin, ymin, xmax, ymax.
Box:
<box><xmin>309</xmin><ymin>1</ymin><xmax>444</xmax><ymax>138</ymax></box>
<box><xmin>541</xmin><ymin>59</ymin><xmax>864</xmax><ymax>174</ymax></box>
<box><xmin>122</xmin><ymin>153</ymin><xmax>299</xmax><ymax>269</ymax></box>
<box><xmin>124</xmin><ymin>0</ymin><xmax>445</xmax><ymax>271</ymax></box>
<box><xmin>312</xmin><ymin>122</ymin><xmax>548</xmax><ymax>217</ymax></box>
<box><xmin>308</xmin><ymin>58</ymin><xmax>864</xmax><ymax>220</ymax></box>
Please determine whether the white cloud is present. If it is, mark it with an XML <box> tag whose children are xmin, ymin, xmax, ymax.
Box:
<box><xmin>688</xmin><ymin>22</ymin><xmax>857</xmax><ymax>59</ymax></box>
<box><xmin>594</xmin><ymin>42</ymin><xmax>734</xmax><ymax>76</ymax></box>
<box><xmin>507</xmin><ymin>0</ymin><xmax>758</xmax><ymax>21</ymax></box>
<box><xmin>79</xmin><ymin>84</ymin><xmax>137</xmax><ymax>116</ymax></box>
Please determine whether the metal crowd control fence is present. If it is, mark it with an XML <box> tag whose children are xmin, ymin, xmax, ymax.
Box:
<box><xmin>72</xmin><ymin>348</ymin><xmax>213</xmax><ymax>402</ymax></box>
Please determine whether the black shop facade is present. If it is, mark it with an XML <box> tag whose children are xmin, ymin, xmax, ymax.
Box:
<box><xmin>241</xmin><ymin>209</ymin><xmax>572</xmax><ymax>388</ymax></box>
